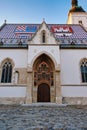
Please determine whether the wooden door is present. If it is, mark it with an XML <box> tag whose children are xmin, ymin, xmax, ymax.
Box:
<box><xmin>37</xmin><ymin>83</ymin><xmax>50</xmax><ymax>102</ymax></box>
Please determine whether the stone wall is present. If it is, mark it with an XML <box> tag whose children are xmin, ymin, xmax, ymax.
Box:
<box><xmin>63</xmin><ymin>97</ymin><xmax>87</xmax><ymax>105</ymax></box>
<box><xmin>15</xmin><ymin>68</ymin><xmax>27</xmax><ymax>84</ymax></box>
<box><xmin>0</xmin><ymin>97</ymin><xmax>26</xmax><ymax>104</ymax></box>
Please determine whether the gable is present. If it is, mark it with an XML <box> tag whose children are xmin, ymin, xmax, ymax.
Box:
<box><xmin>30</xmin><ymin>22</ymin><xmax>57</xmax><ymax>45</ymax></box>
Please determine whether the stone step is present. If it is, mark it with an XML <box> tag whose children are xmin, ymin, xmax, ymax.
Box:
<box><xmin>21</xmin><ymin>103</ymin><xmax>67</xmax><ymax>107</ymax></box>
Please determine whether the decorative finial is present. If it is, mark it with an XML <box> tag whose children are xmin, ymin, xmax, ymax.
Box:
<box><xmin>72</xmin><ymin>0</ymin><xmax>78</xmax><ymax>7</ymax></box>
<box><xmin>43</xmin><ymin>18</ymin><xmax>45</xmax><ymax>22</ymax></box>
<box><xmin>4</xmin><ymin>20</ymin><xmax>7</xmax><ymax>24</ymax></box>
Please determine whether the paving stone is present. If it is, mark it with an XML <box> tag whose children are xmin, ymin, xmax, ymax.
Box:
<box><xmin>0</xmin><ymin>105</ymin><xmax>87</xmax><ymax>130</ymax></box>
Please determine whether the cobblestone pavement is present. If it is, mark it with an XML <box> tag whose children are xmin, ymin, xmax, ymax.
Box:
<box><xmin>0</xmin><ymin>104</ymin><xmax>87</xmax><ymax>130</ymax></box>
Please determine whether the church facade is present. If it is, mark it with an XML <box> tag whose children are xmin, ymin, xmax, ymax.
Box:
<box><xmin>0</xmin><ymin>0</ymin><xmax>87</xmax><ymax>105</ymax></box>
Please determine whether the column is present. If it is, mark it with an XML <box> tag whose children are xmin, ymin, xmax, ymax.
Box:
<box><xmin>26</xmin><ymin>67</ymin><xmax>33</xmax><ymax>104</ymax></box>
<box><xmin>55</xmin><ymin>69</ymin><xmax>62</xmax><ymax>104</ymax></box>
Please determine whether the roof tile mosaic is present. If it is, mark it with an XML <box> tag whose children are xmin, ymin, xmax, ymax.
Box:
<box><xmin>0</xmin><ymin>23</ymin><xmax>87</xmax><ymax>44</ymax></box>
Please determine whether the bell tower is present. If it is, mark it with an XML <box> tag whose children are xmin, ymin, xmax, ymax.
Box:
<box><xmin>67</xmin><ymin>0</ymin><xmax>87</xmax><ymax>30</ymax></box>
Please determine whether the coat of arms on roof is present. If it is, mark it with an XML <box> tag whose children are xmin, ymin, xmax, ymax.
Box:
<box><xmin>51</xmin><ymin>25</ymin><xmax>73</xmax><ymax>37</ymax></box>
<box><xmin>15</xmin><ymin>25</ymin><xmax>37</xmax><ymax>38</ymax></box>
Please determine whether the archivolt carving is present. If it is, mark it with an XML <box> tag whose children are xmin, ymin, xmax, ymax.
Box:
<box><xmin>33</xmin><ymin>54</ymin><xmax>54</xmax><ymax>86</ymax></box>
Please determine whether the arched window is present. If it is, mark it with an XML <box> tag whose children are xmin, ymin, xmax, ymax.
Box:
<box><xmin>42</xmin><ymin>31</ymin><xmax>46</xmax><ymax>43</ymax></box>
<box><xmin>1</xmin><ymin>61</ymin><xmax>12</xmax><ymax>83</ymax></box>
<box><xmin>15</xmin><ymin>71</ymin><xmax>19</xmax><ymax>84</ymax></box>
<box><xmin>80</xmin><ymin>59</ymin><xmax>87</xmax><ymax>82</ymax></box>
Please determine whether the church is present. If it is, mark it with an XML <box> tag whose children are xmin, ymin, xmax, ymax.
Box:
<box><xmin>0</xmin><ymin>0</ymin><xmax>87</xmax><ymax>105</ymax></box>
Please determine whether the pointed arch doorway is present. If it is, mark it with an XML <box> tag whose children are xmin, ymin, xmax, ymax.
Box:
<box><xmin>33</xmin><ymin>54</ymin><xmax>55</xmax><ymax>103</ymax></box>
<box><xmin>37</xmin><ymin>83</ymin><xmax>50</xmax><ymax>102</ymax></box>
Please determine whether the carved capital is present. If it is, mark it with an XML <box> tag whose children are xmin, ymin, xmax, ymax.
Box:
<box><xmin>27</xmin><ymin>65</ymin><xmax>32</xmax><ymax>72</ymax></box>
<box><xmin>55</xmin><ymin>64</ymin><xmax>60</xmax><ymax>72</ymax></box>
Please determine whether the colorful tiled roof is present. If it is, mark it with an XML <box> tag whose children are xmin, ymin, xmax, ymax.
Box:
<box><xmin>0</xmin><ymin>24</ymin><xmax>40</xmax><ymax>39</ymax></box>
<box><xmin>0</xmin><ymin>23</ymin><xmax>87</xmax><ymax>44</ymax></box>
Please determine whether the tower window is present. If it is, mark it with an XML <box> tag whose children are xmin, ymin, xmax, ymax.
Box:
<box><xmin>79</xmin><ymin>21</ymin><xmax>82</xmax><ymax>25</ymax></box>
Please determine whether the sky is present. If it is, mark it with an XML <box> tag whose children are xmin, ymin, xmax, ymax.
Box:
<box><xmin>0</xmin><ymin>0</ymin><xmax>87</xmax><ymax>25</ymax></box>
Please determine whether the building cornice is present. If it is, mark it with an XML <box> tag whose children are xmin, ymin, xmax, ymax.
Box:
<box><xmin>0</xmin><ymin>44</ymin><xmax>28</xmax><ymax>49</ymax></box>
<box><xmin>60</xmin><ymin>44</ymin><xmax>87</xmax><ymax>49</ymax></box>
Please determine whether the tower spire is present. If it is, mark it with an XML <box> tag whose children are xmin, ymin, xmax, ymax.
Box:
<box><xmin>69</xmin><ymin>0</ymin><xmax>85</xmax><ymax>12</ymax></box>
<box><xmin>72</xmin><ymin>0</ymin><xmax>78</xmax><ymax>7</ymax></box>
